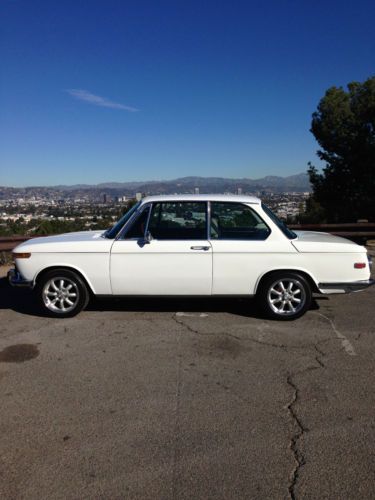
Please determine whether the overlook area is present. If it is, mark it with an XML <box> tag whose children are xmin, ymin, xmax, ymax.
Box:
<box><xmin>1</xmin><ymin>0</ymin><xmax>375</xmax><ymax>497</ymax></box>
<box><xmin>0</xmin><ymin>251</ymin><xmax>374</xmax><ymax>498</ymax></box>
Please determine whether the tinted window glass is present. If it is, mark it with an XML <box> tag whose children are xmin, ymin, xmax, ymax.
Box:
<box><xmin>149</xmin><ymin>202</ymin><xmax>207</xmax><ymax>240</ymax></box>
<box><xmin>210</xmin><ymin>202</ymin><xmax>270</xmax><ymax>240</ymax></box>
<box><xmin>123</xmin><ymin>206</ymin><xmax>150</xmax><ymax>239</ymax></box>
<box><xmin>104</xmin><ymin>201</ymin><xmax>141</xmax><ymax>239</ymax></box>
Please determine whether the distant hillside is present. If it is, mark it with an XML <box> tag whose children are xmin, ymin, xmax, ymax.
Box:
<box><xmin>0</xmin><ymin>173</ymin><xmax>311</xmax><ymax>198</ymax></box>
<box><xmin>52</xmin><ymin>173</ymin><xmax>311</xmax><ymax>193</ymax></box>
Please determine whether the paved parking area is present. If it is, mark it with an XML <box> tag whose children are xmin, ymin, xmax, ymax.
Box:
<box><xmin>0</xmin><ymin>264</ymin><xmax>375</xmax><ymax>499</ymax></box>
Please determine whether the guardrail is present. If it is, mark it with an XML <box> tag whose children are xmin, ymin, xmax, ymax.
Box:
<box><xmin>289</xmin><ymin>223</ymin><xmax>375</xmax><ymax>242</ymax></box>
<box><xmin>1</xmin><ymin>223</ymin><xmax>375</xmax><ymax>252</ymax></box>
<box><xmin>0</xmin><ymin>235</ymin><xmax>38</xmax><ymax>252</ymax></box>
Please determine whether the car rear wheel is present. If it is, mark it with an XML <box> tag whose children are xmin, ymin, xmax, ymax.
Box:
<box><xmin>36</xmin><ymin>269</ymin><xmax>89</xmax><ymax>317</ymax></box>
<box><xmin>257</xmin><ymin>272</ymin><xmax>312</xmax><ymax>320</ymax></box>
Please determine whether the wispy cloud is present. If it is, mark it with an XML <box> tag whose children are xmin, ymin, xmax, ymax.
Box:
<box><xmin>65</xmin><ymin>89</ymin><xmax>139</xmax><ymax>112</ymax></box>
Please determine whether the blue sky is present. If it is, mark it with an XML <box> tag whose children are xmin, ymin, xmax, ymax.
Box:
<box><xmin>1</xmin><ymin>0</ymin><xmax>374</xmax><ymax>187</ymax></box>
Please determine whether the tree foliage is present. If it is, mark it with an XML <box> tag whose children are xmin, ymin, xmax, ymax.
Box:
<box><xmin>308</xmin><ymin>76</ymin><xmax>375</xmax><ymax>222</ymax></box>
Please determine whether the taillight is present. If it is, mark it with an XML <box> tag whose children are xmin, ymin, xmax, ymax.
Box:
<box><xmin>354</xmin><ymin>263</ymin><xmax>366</xmax><ymax>269</ymax></box>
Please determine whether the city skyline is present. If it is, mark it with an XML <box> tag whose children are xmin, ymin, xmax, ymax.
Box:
<box><xmin>1</xmin><ymin>0</ymin><xmax>375</xmax><ymax>186</ymax></box>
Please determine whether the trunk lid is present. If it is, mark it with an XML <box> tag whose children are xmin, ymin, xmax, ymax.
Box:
<box><xmin>292</xmin><ymin>230</ymin><xmax>364</xmax><ymax>253</ymax></box>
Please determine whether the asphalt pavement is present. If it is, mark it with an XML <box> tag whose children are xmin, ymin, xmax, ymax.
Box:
<box><xmin>0</xmin><ymin>262</ymin><xmax>374</xmax><ymax>499</ymax></box>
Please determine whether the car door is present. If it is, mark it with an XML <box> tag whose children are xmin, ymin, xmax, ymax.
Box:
<box><xmin>110</xmin><ymin>201</ymin><xmax>212</xmax><ymax>295</ymax></box>
<box><xmin>209</xmin><ymin>201</ymin><xmax>292</xmax><ymax>295</ymax></box>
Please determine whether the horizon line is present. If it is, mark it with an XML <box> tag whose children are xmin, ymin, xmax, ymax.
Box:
<box><xmin>0</xmin><ymin>172</ymin><xmax>309</xmax><ymax>189</ymax></box>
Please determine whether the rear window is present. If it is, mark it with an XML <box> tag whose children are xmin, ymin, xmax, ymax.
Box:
<box><xmin>210</xmin><ymin>202</ymin><xmax>270</xmax><ymax>240</ymax></box>
<box><xmin>261</xmin><ymin>203</ymin><xmax>297</xmax><ymax>239</ymax></box>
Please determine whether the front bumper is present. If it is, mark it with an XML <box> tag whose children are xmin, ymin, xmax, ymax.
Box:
<box><xmin>8</xmin><ymin>268</ymin><xmax>34</xmax><ymax>289</ymax></box>
<box><xmin>318</xmin><ymin>279</ymin><xmax>375</xmax><ymax>294</ymax></box>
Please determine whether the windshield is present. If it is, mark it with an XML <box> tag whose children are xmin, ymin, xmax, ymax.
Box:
<box><xmin>103</xmin><ymin>201</ymin><xmax>142</xmax><ymax>239</ymax></box>
<box><xmin>261</xmin><ymin>203</ymin><xmax>297</xmax><ymax>240</ymax></box>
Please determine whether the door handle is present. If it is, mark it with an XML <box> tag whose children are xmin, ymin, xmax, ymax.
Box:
<box><xmin>190</xmin><ymin>246</ymin><xmax>210</xmax><ymax>251</ymax></box>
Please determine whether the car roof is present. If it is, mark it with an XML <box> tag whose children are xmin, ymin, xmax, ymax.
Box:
<box><xmin>141</xmin><ymin>194</ymin><xmax>261</xmax><ymax>204</ymax></box>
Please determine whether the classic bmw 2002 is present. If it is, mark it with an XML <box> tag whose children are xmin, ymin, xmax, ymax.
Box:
<box><xmin>8</xmin><ymin>195</ymin><xmax>374</xmax><ymax>319</ymax></box>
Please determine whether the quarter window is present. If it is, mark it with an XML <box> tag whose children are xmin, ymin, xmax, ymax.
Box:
<box><xmin>210</xmin><ymin>202</ymin><xmax>270</xmax><ymax>240</ymax></box>
<box><xmin>123</xmin><ymin>206</ymin><xmax>150</xmax><ymax>239</ymax></box>
<box><xmin>148</xmin><ymin>202</ymin><xmax>207</xmax><ymax>240</ymax></box>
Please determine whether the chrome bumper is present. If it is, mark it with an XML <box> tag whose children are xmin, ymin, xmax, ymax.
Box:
<box><xmin>318</xmin><ymin>279</ymin><xmax>375</xmax><ymax>294</ymax></box>
<box><xmin>7</xmin><ymin>268</ymin><xmax>34</xmax><ymax>289</ymax></box>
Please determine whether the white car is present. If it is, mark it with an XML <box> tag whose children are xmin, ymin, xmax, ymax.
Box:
<box><xmin>8</xmin><ymin>194</ymin><xmax>374</xmax><ymax>320</ymax></box>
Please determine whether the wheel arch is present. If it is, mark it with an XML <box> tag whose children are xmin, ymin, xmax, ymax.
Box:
<box><xmin>254</xmin><ymin>268</ymin><xmax>320</xmax><ymax>295</ymax></box>
<box><xmin>34</xmin><ymin>265</ymin><xmax>95</xmax><ymax>296</ymax></box>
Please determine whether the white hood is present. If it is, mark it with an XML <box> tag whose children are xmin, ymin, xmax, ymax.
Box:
<box><xmin>14</xmin><ymin>230</ymin><xmax>113</xmax><ymax>253</ymax></box>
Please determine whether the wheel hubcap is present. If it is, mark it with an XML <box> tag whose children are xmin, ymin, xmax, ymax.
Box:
<box><xmin>267</xmin><ymin>278</ymin><xmax>306</xmax><ymax>316</ymax></box>
<box><xmin>42</xmin><ymin>277</ymin><xmax>79</xmax><ymax>313</ymax></box>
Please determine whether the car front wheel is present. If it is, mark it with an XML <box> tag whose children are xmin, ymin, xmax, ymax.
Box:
<box><xmin>36</xmin><ymin>269</ymin><xmax>89</xmax><ymax>317</ymax></box>
<box><xmin>257</xmin><ymin>272</ymin><xmax>312</xmax><ymax>320</ymax></box>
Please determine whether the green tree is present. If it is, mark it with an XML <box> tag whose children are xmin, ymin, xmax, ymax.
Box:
<box><xmin>308</xmin><ymin>75</ymin><xmax>375</xmax><ymax>222</ymax></box>
<box><xmin>298</xmin><ymin>196</ymin><xmax>326</xmax><ymax>224</ymax></box>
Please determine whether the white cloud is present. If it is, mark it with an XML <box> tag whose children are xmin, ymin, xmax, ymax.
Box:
<box><xmin>65</xmin><ymin>89</ymin><xmax>139</xmax><ymax>112</ymax></box>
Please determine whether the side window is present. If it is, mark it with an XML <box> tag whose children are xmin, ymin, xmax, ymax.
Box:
<box><xmin>148</xmin><ymin>202</ymin><xmax>207</xmax><ymax>240</ymax></box>
<box><xmin>123</xmin><ymin>206</ymin><xmax>150</xmax><ymax>239</ymax></box>
<box><xmin>210</xmin><ymin>202</ymin><xmax>270</xmax><ymax>240</ymax></box>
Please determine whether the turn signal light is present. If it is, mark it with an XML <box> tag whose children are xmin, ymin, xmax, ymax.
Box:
<box><xmin>354</xmin><ymin>263</ymin><xmax>366</xmax><ymax>269</ymax></box>
<box><xmin>12</xmin><ymin>252</ymin><xmax>31</xmax><ymax>259</ymax></box>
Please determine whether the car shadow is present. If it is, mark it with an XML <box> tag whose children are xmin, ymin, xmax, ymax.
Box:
<box><xmin>0</xmin><ymin>277</ymin><xmax>40</xmax><ymax>315</ymax></box>
<box><xmin>88</xmin><ymin>295</ymin><xmax>264</xmax><ymax>318</ymax></box>
<box><xmin>0</xmin><ymin>276</ymin><xmax>321</xmax><ymax>319</ymax></box>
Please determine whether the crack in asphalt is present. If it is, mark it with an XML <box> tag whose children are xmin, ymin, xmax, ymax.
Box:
<box><xmin>313</xmin><ymin>312</ymin><xmax>356</xmax><ymax>356</ymax></box>
<box><xmin>286</xmin><ymin>373</ymin><xmax>308</xmax><ymax>500</ymax></box>
<box><xmin>172</xmin><ymin>313</ymin><xmax>337</xmax><ymax>353</ymax></box>
<box><xmin>171</xmin><ymin>325</ymin><xmax>182</xmax><ymax>500</ymax></box>
<box><xmin>314</xmin><ymin>343</ymin><xmax>326</xmax><ymax>368</ymax></box>
<box><xmin>286</xmin><ymin>340</ymin><xmax>327</xmax><ymax>500</ymax></box>
<box><xmin>173</xmin><ymin>313</ymin><xmax>294</xmax><ymax>350</ymax></box>
<box><xmin>171</xmin><ymin>313</ymin><xmax>339</xmax><ymax>500</ymax></box>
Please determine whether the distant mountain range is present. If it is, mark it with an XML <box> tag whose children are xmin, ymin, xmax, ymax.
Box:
<box><xmin>50</xmin><ymin>173</ymin><xmax>311</xmax><ymax>193</ymax></box>
<box><xmin>0</xmin><ymin>173</ymin><xmax>311</xmax><ymax>197</ymax></box>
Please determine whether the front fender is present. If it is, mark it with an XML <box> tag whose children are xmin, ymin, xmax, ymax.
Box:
<box><xmin>20</xmin><ymin>253</ymin><xmax>112</xmax><ymax>295</ymax></box>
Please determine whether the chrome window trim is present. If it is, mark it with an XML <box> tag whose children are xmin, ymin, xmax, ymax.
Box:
<box><xmin>144</xmin><ymin>202</ymin><xmax>153</xmax><ymax>235</ymax></box>
<box><xmin>115</xmin><ymin>200</ymin><xmax>270</xmax><ymax>242</ymax></box>
<box><xmin>207</xmin><ymin>201</ymin><xmax>211</xmax><ymax>241</ymax></box>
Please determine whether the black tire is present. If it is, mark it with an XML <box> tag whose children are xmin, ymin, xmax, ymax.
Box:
<box><xmin>256</xmin><ymin>272</ymin><xmax>312</xmax><ymax>320</ymax></box>
<box><xmin>35</xmin><ymin>269</ymin><xmax>90</xmax><ymax>318</ymax></box>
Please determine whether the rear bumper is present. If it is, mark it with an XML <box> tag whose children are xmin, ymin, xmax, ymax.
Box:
<box><xmin>7</xmin><ymin>268</ymin><xmax>34</xmax><ymax>289</ymax></box>
<box><xmin>318</xmin><ymin>279</ymin><xmax>375</xmax><ymax>294</ymax></box>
